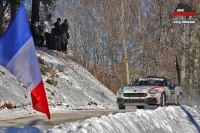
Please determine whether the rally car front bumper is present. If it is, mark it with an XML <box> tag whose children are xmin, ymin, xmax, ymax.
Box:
<box><xmin>117</xmin><ymin>97</ymin><xmax>158</xmax><ymax>106</ymax></box>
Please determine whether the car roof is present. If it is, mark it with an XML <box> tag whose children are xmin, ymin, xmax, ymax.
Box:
<box><xmin>141</xmin><ymin>75</ymin><xmax>167</xmax><ymax>80</ymax></box>
<box><xmin>144</xmin><ymin>75</ymin><xmax>165</xmax><ymax>78</ymax></box>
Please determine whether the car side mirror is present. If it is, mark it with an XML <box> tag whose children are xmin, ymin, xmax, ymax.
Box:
<box><xmin>170</xmin><ymin>84</ymin><xmax>175</xmax><ymax>88</ymax></box>
<box><xmin>172</xmin><ymin>84</ymin><xmax>176</xmax><ymax>87</ymax></box>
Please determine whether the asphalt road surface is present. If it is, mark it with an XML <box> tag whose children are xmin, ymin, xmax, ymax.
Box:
<box><xmin>0</xmin><ymin>106</ymin><xmax>157</xmax><ymax>130</ymax></box>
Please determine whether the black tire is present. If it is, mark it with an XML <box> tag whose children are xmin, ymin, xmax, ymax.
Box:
<box><xmin>118</xmin><ymin>104</ymin><xmax>125</xmax><ymax>109</ymax></box>
<box><xmin>176</xmin><ymin>93</ymin><xmax>183</xmax><ymax>106</ymax></box>
<box><xmin>160</xmin><ymin>92</ymin><xmax>165</xmax><ymax>107</ymax></box>
<box><xmin>136</xmin><ymin>106</ymin><xmax>144</xmax><ymax>109</ymax></box>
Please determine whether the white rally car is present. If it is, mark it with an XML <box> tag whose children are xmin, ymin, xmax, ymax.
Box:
<box><xmin>117</xmin><ymin>76</ymin><xmax>183</xmax><ymax>109</ymax></box>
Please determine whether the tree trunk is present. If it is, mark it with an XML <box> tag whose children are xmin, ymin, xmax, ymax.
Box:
<box><xmin>10</xmin><ymin>0</ymin><xmax>17</xmax><ymax>20</ymax></box>
<box><xmin>176</xmin><ymin>57</ymin><xmax>180</xmax><ymax>86</ymax></box>
<box><xmin>180</xmin><ymin>23</ymin><xmax>186</xmax><ymax>90</ymax></box>
<box><xmin>193</xmin><ymin>37</ymin><xmax>199</xmax><ymax>103</ymax></box>
<box><xmin>0</xmin><ymin>0</ymin><xmax>3</xmax><ymax>37</ymax></box>
<box><xmin>120</xmin><ymin>0</ymin><xmax>130</xmax><ymax>85</ymax></box>
<box><xmin>31</xmin><ymin>0</ymin><xmax>40</xmax><ymax>24</ymax></box>
<box><xmin>179</xmin><ymin>0</ymin><xmax>186</xmax><ymax>89</ymax></box>
<box><xmin>72</xmin><ymin>20</ymin><xmax>77</xmax><ymax>53</ymax></box>
<box><xmin>188</xmin><ymin>25</ymin><xmax>194</xmax><ymax>102</ymax></box>
<box><xmin>193</xmin><ymin>1</ymin><xmax>200</xmax><ymax>104</ymax></box>
<box><xmin>93</xmin><ymin>30</ymin><xmax>102</xmax><ymax>77</ymax></box>
<box><xmin>138</xmin><ymin>1</ymin><xmax>144</xmax><ymax>76</ymax></box>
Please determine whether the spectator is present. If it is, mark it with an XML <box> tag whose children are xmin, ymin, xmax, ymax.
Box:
<box><xmin>54</xmin><ymin>18</ymin><xmax>62</xmax><ymax>51</ymax></box>
<box><xmin>61</xmin><ymin>19</ymin><xmax>70</xmax><ymax>52</ymax></box>
<box><xmin>30</xmin><ymin>21</ymin><xmax>44</xmax><ymax>47</ymax></box>
<box><xmin>44</xmin><ymin>14</ymin><xmax>54</xmax><ymax>49</ymax></box>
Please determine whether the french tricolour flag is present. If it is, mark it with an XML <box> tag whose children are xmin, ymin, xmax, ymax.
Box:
<box><xmin>0</xmin><ymin>2</ymin><xmax>50</xmax><ymax>120</ymax></box>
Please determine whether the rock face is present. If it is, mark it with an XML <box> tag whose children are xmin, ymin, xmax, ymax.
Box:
<box><xmin>0</xmin><ymin>47</ymin><xmax>117</xmax><ymax>110</ymax></box>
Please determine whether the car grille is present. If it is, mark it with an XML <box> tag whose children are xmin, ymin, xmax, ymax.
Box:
<box><xmin>123</xmin><ymin>93</ymin><xmax>147</xmax><ymax>97</ymax></box>
<box><xmin>124</xmin><ymin>99</ymin><xmax>146</xmax><ymax>103</ymax></box>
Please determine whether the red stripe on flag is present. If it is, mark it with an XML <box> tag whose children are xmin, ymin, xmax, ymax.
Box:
<box><xmin>31</xmin><ymin>80</ymin><xmax>50</xmax><ymax>120</ymax></box>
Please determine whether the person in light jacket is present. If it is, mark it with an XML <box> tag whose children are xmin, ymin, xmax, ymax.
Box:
<box><xmin>43</xmin><ymin>14</ymin><xmax>54</xmax><ymax>49</ymax></box>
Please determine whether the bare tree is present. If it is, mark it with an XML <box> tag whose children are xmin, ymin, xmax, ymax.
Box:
<box><xmin>0</xmin><ymin>0</ymin><xmax>3</xmax><ymax>37</ymax></box>
<box><xmin>51</xmin><ymin>0</ymin><xmax>200</xmax><ymax>103</ymax></box>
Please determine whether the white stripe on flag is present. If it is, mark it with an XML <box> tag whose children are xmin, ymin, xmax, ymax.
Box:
<box><xmin>5</xmin><ymin>37</ymin><xmax>42</xmax><ymax>91</ymax></box>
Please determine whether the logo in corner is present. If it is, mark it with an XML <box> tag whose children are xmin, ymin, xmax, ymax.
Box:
<box><xmin>172</xmin><ymin>3</ymin><xmax>197</xmax><ymax>24</ymax></box>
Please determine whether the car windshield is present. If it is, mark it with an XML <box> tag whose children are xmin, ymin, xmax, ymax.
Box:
<box><xmin>132</xmin><ymin>78</ymin><xmax>165</xmax><ymax>86</ymax></box>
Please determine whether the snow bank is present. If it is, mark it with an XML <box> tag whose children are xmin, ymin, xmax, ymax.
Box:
<box><xmin>44</xmin><ymin>105</ymin><xmax>199</xmax><ymax>133</ymax></box>
<box><xmin>36</xmin><ymin>47</ymin><xmax>117</xmax><ymax>109</ymax></box>
<box><xmin>0</xmin><ymin>47</ymin><xmax>117</xmax><ymax>111</ymax></box>
<box><xmin>1</xmin><ymin>106</ymin><xmax>200</xmax><ymax>133</ymax></box>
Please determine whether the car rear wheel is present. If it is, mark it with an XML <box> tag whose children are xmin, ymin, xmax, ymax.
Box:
<box><xmin>160</xmin><ymin>92</ymin><xmax>165</xmax><ymax>107</ymax></box>
<box><xmin>118</xmin><ymin>104</ymin><xmax>125</xmax><ymax>109</ymax></box>
<box><xmin>136</xmin><ymin>106</ymin><xmax>144</xmax><ymax>109</ymax></box>
<box><xmin>176</xmin><ymin>93</ymin><xmax>183</xmax><ymax>106</ymax></box>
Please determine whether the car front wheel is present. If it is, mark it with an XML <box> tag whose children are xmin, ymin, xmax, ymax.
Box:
<box><xmin>160</xmin><ymin>92</ymin><xmax>165</xmax><ymax>107</ymax></box>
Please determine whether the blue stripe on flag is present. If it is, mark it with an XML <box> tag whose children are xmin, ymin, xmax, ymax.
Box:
<box><xmin>0</xmin><ymin>2</ymin><xmax>32</xmax><ymax>67</ymax></box>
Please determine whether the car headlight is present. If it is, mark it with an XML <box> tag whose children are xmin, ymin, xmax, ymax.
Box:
<box><xmin>149</xmin><ymin>89</ymin><xmax>159</xmax><ymax>94</ymax></box>
<box><xmin>117</xmin><ymin>89</ymin><xmax>124</xmax><ymax>95</ymax></box>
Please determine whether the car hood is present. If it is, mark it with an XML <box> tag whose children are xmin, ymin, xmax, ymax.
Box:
<box><xmin>121</xmin><ymin>86</ymin><xmax>163</xmax><ymax>93</ymax></box>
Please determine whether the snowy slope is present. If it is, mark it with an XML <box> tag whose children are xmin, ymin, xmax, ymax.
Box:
<box><xmin>0</xmin><ymin>105</ymin><xmax>200</xmax><ymax>133</ymax></box>
<box><xmin>0</xmin><ymin>66</ymin><xmax>31</xmax><ymax>108</ymax></box>
<box><xmin>0</xmin><ymin>47</ymin><xmax>117</xmax><ymax>110</ymax></box>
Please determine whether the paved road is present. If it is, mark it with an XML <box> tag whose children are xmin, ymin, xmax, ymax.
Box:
<box><xmin>0</xmin><ymin>106</ymin><xmax>157</xmax><ymax>130</ymax></box>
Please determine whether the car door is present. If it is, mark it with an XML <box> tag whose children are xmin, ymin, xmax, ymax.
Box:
<box><xmin>167</xmin><ymin>79</ymin><xmax>173</xmax><ymax>90</ymax></box>
<box><xmin>166</xmin><ymin>78</ymin><xmax>176</xmax><ymax>103</ymax></box>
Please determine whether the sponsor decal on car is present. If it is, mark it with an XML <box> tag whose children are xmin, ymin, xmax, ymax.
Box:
<box><xmin>147</xmin><ymin>86</ymin><xmax>164</xmax><ymax>93</ymax></box>
<box><xmin>120</xmin><ymin>87</ymin><xmax>124</xmax><ymax>93</ymax></box>
<box><xmin>170</xmin><ymin>91</ymin><xmax>175</xmax><ymax>95</ymax></box>
<box><xmin>156</xmin><ymin>96</ymin><xmax>160</xmax><ymax>103</ymax></box>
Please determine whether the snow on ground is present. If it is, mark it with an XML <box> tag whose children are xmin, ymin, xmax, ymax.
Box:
<box><xmin>36</xmin><ymin>47</ymin><xmax>117</xmax><ymax>109</ymax></box>
<box><xmin>43</xmin><ymin>105</ymin><xmax>200</xmax><ymax>133</ymax></box>
<box><xmin>0</xmin><ymin>105</ymin><xmax>200</xmax><ymax>133</ymax></box>
<box><xmin>0</xmin><ymin>66</ymin><xmax>31</xmax><ymax>108</ymax></box>
<box><xmin>1</xmin><ymin>47</ymin><xmax>200</xmax><ymax>133</ymax></box>
<box><xmin>0</xmin><ymin>47</ymin><xmax>117</xmax><ymax>111</ymax></box>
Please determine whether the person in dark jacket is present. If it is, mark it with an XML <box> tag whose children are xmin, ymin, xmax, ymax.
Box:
<box><xmin>54</xmin><ymin>18</ymin><xmax>62</xmax><ymax>51</ymax></box>
<box><xmin>61</xmin><ymin>19</ymin><xmax>70</xmax><ymax>52</ymax></box>
<box><xmin>30</xmin><ymin>21</ymin><xmax>44</xmax><ymax>47</ymax></box>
